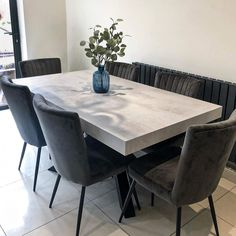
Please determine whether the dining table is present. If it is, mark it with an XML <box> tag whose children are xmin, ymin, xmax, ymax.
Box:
<box><xmin>15</xmin><ymin>70</ymin><xmax>222</xmax><ymax>217</ymax></box>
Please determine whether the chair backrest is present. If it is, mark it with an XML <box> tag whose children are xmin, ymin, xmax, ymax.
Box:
<box><xmin>105</xmin><ymin>61</ymin><xmax>139</xmax><ymax>82</ymax></box>
<box><xmin>1</xmin><ymin>77</ymin><xmax>45</xmax><ymax>147</ymax></box>
<box><xmin>33</xmin><ymin>94</ymin><xmax>91</xmax><ymax>185</ymax></box>
<box><xmin>171</xmin><ymin>110</ymin><xmax>236</xmax><ymax>206</ymax></box>
<box><xmin>19</xmin><ymin>58</ymin><xmax>61</xmax><ymax>78</ymax></box>
<box><xmin>154</xmin><ymin>71</ymin><xmax>201</xmax><ymax>98</ymax></box>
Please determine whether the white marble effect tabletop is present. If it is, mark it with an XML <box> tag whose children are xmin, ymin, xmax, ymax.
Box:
<box><xmin>15</xmin><ymin>70</ymin><xmax>222</xmax><ymax>156</ymax></box>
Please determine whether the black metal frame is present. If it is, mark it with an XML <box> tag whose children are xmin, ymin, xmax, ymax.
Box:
<box><xmin>9</xmin><ymin>0</ymin><xmax>22</xmax><ymax>78</ymax></box>
<box><xmin>18</xmin><ymin>142</ymin><xmax>42</xmax><ymax>192</ymax></box>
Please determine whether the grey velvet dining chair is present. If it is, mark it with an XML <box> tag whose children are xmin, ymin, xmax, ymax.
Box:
<box><xmin>1</xmin><ymin>77</ymin><xmax>46</xmax><ymax>192</ymax></box>
<box><xmin>154</xmin><ymin>71</ymin><xmax>201</xmax><ymax>98</ymax></box>
<box><xmin>147</xmin><ymin>71</ymin><xmax>202</xmax><ymax>154</ymax></box>
<box><xmin>33</xmin><ymin>94</ymin><xmax>137</xmax><ymax>236</ymax></box>
<box><xmin>147</xmin><ymin>71</ymin><xmax>202</xmax><ymax>205</ymax></box>
<box><xmin>105</xmin><ymin>61</ymin><xmax>139</xmax><ymax>82</ymax></box>
<box><xmin>119</xmin><ymin>109</ymin><xmax>236</xmax><ymax>236</ymax></box>
<box><xmin>18</xmin><ymin>58</ymin><xmax>61</xmax><ymax>78</ymax></box>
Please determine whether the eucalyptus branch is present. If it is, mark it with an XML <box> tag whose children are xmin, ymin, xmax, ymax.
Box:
<box><xmin>0</xmin><ymin>26</ymin><xmax>11</xmax><ymax>33</ymax></box>
<box><xmin>80</xmin><ymin>18</ymin><xmax>128</xmax><ymax>67</ymax></box>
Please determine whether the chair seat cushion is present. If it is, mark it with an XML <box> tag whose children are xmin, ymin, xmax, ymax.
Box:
<box><xmin>85</xmin><ymin>136</ymin><xmax>135</xmax><ymax>185</ymax></box>
<box><xmin>129</xmin><ymin>146</ymin><xmax>181</xmax><ymax>202</ymax></box>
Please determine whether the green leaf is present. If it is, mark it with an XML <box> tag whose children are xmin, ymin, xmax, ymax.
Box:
<box><xmin>84</xmin><ymin>48</ymin><xmax>91</xmax><ymax>51</ymax></box>
<box><xmin>103</xmin><ymin>31</ymin><xmax>110</xmax><ymax>40</ymax></box>
<box><xmin>114</xmin><ymin>46</ymin><xmax>120</xmax><ymax>52</ymax></box>
<box><xmin>94</xmin><ymin>30</ymin><xmax>100</xmax><ymax>36</ymax></box>
<box><xmin>86</xmin><ymin>51</ymin><xmax>94</xmax><ymax>58</ymax></box>
<box><xmin>80</xmin><ymin>41</ymin><xmax>86</xmax><ymax>46</ymax></box>
<box><xmin>110</xmin><ymin>17</ymin><xmax>114</xmax><ymax>22</ymax></box>
<box><xmin>89</xmin><ymin>37</ymin><xmax>96</xmax><ymax>44</ymax></box>
<box><xmin>113</xmin><ymin>34</ymin><xmax>119</xmax><ymax>39</ymax></box>
<box><xmin>96</xmin><ymin>25</ymin><xmax>101</xmax><ymax>28</ymax></box>
<box><xmin>91</xmin><ymin>58</ymin><xmax>98</xmax><ymax>66</ymax></box>
<box><xmin>107</xmin><ymin>39</ymin><xmax>116</xmax><ymax>48</ymax></box>
<box><xmin>111</xmin><ymin>54</ymin><xmax>117</xmax><ymax>61</ymax></box>
<box><xmin>117</xmin><ymin>18</ymin><xmax>123</xmax><ymax>22</ymax></box>
<box><xmin>118</xmin><ymin>52</ymin><xmax>125</xmax><ymax>57</ymax></box>
<box><xmin>120</xmin><ymin>44</ymin><xmax>126</xmax><ymax>47</ymax></box>
<box><xmin>89</xmin><ymin>43</ymin><xmax>95</xmax><ymax>49</ymax></box>
<box><xmin>120</xmin><ymin>47</ymin><xmax>125</xmax><ymax>53</ymax></box>
<box><xmin>96</xmin><ymin>46</ymin><xmax>106</xmax><ymax>54</ymax></box>
<box><xmin>98</xmin><ymin>38</ymin><xmax>103</xmax><ymax>44</ymax></box>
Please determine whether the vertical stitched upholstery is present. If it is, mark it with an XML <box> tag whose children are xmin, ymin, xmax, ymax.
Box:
<box><xmin>18</xmin><ymin>58</ymin><xmax>61</xmax><ymax>78</ymax></box>
<box><xmin>0</xmin><ymin>77</ymin><xmax>46</xmax><ymax>147</ymax></box>
<box><xmin>105</xmin><ymin>61</ymin><xmax>139</xmax><ymax>82</ymax></box>
<box><xmin>154</xmin><ymin>71</ymin><xmax>201</xmax><ymax>98</ymax></box>
<box><xmin>33</xmin><ymin>94</ymin><xmax>135</xmax><ymax>186</ymax></box>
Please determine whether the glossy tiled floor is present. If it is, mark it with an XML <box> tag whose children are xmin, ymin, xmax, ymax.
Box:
<box><xmin>1</xmin><ymin>109</ymin><xmax>236</xmax><ymax>236</ymax></box>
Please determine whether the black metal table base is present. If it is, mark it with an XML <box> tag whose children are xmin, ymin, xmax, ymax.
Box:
<box><xmin>115</xmin><ymin>171</ymin><xmax>135</xmax><ymax>218</ymax></box>
<box><xmin>48</xmin><ymin>166</ymin><xmax>57</xmax><ymax>172</ymax></box>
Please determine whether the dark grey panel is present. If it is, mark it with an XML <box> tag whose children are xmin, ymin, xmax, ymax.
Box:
<box><xmin>219</xmin><ymin>83</ymin><xmax>229</xmax><ymax>120</ymax></box>
<box><xmin>211</xmin><ymin>81</ymin><xmax>221</xmax><ymax>104</ymax></box>
<box><xmin>225</xmin><ymin>85</ymin><xmax>236</xmax><ymax>119</ymax></box>
<box><xmin>145</xmin><ymin>65</ymin><xmax>151</xmax><ymax>85</ymax></box>
<box><xmin>203</xmin><ymin>79</ymin><xmax>213</xmax><ymax>102</ymax></box>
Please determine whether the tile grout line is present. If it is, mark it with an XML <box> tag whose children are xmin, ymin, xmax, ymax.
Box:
<box><xmin>169</xmin><ymin>208</ymin><xmax>208</xmax><ymax>236</ymax></box>
<box><xmin>22</xmin><ymin>206</ymin><xmax>79</xmax><ymax>236</ymax></box>
<box><xmin>0</xmin><ymin>224</ymin><xmax>7</xmax><ymax>236</ymax></box>
<box><xmin>92</xmin><ymin>201</ymin><xmax>131</xmax><ymax>236</ymax></box>
<box><xmin>169</xmin><ymin>187</ymin><xmax>236</xmax><ymax>236</ymax></box>
<box><xmin>0</xmin><ymin>167</ymin><xmax>51</xmax><ymax>189</ymax></box>
<box><xmin>22</xmin><ymin>189</ymin><xmax>116</xmax><ymax>236</ymax></box>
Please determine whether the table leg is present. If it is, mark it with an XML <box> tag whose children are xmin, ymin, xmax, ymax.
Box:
<box><xmin>115</xmin><ymin>171</ymin><xmax>136</xmax><ymax>218</ymax></box>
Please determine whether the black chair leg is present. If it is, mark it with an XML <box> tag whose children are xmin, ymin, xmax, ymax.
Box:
<box><xmin>49</xmin><ymin>174</ymin><xmax>61</xmax><ymax>208</ymax></box>
<box><xmin>133</xmin><ymin>187</ymin><xmax>141</xmax><ymax>210</ymax></box>
<box><xmin>208</xmin><ymin>195</ymin><xmax>220</xmax><ymax>236</ymax></box>
<box><xmin>128</xmin><ymin>176</ymin><xmax>141</xmax><ymax>210</ymax></box>
<box><xmin>33</xmin><ymin>147</ymin><xmax>41</xmax><ymax>192</ymax></box>
<box><xmin>151</xmin><ymin>193</ymin><xmax>155</xmax><ymax>206</ymax></box>
<box><xmin>176</xmin><ymin>207</ymin><xmax>182</xmax><ymax>236</ymax></box>
<box><xmin>18</xmin><ymin>142</ymin><xmax>27</xmax><ymax>170</ymax></box>
<box><xmin>76</xmin><ymin>186</ymin><xmax>86</xmax><ymax>236</ymax></box>
<box><xmin>119</xmin><ymin>180</ymin><xmax>136</xmax><ymax>223</ymax></box>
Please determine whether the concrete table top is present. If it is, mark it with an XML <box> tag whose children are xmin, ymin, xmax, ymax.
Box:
<box><xmin>15</xmin><ymin>70</ymin><xmax>222</xmax><ymax>155</ymax></box>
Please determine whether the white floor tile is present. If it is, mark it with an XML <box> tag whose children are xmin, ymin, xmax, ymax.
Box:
<box><xmin>223</xmin><ymin>168</ymin><xmax>236</xmax><ymax>185</ymax></box>
<box><xmin>93</xmin><ymin>187</ymin><xmax>203</xmax><ymax>236</ymax></box>
<box><xmin>0</xmin><ymin>226</ymin><xmax>6</xmax><ymax>236</ymax></box>
<box><xmin>174</xmin><ymin>209</ymin><xmax>236</xmax><ymax>236</ymax></box>
<box><xmin>24</xmin><ymin>202</ymin><xmax>128</xmax><ymax>236</ymax></box>
<box><xmin>0</xmin><ymin>171</ymin><xmax>82</xmax><ymax>236</ymax></box>
<box><xmin>214</xmin><ymin>186</ymin><xmax>236</xmax><ymax>227</ymax></box>
<box><xmin>198</xmin><ymin>177</ymin><xmax>235</xmax><ymax>208</ymax></box>
<box><xmin>85</xmin><ymin>178</ymin><xmax>116</xmax><ymax>201</ymax></box>
<box><xmin>0</xmin><ymin>110</ymin><xmax>52</xmax><ymax>187</ymax></box>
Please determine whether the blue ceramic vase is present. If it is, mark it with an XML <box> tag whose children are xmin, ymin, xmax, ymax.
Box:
<box><xmin>93</xmin><ymin>65</ymin><xmax>110</xmax><ymax>93</ymax></box>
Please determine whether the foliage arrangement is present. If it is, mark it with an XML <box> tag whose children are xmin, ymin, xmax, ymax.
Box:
<box><xmin>80</xmin><ymin>18</ymin><xmax>128</xmax><ymax>67</ymax></box>
<box><xmin>0</xmin><ymin>11</ymin><xmax>12</xmax><ymax>35</ymax></box>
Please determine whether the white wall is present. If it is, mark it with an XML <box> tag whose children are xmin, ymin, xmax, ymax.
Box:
<box><xmin>21</xmin><ymin>0</ymin><xmax>68</xmax><ymax>71</ymax></box>
<box><xmin>66</xmin><ymin>0</ymin><xmax>236</xmax><ymax>82</ymax></box>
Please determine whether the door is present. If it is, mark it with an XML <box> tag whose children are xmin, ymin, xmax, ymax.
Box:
<box><xmin>0</xmin><ymin>0</ymin><xmax>21</xmax><ymax>109</ymax></box>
